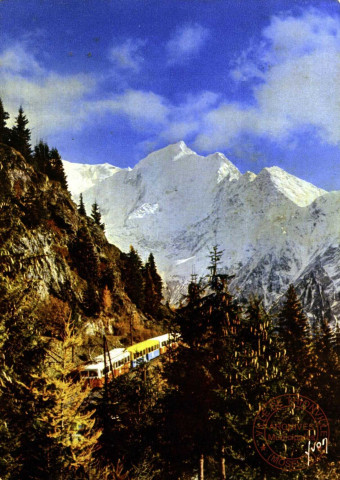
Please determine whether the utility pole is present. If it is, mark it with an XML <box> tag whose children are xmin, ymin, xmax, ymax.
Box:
<box><xmin>129</xmin><ymin>316</ymin><xmax>133</xmax><ymax>346</ymax></box>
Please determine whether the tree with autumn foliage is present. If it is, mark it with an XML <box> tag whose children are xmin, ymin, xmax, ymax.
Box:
<box><xmin>32</xmin><ymin>316</ymin><xmax>101</xmax><ymax>478</ymax></box>
<box><xmin>0</xmin><ymin>238</ymin><xmax>51</xmax><ymax>479</ymax></box>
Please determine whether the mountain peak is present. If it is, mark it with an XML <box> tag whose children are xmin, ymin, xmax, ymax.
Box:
<box><xmin>154</xmin><ymin>141</ymin><xmax>196</xmax><ymax>158</ymax></box>
<box><xmin>256</xmin><ymin>166</ymin><xmax>325</xmax><ymax>207</ymax></box>
<box><xmin>135</xmin><ymin>141</ymin><xmax>196</xmax><ymax>171</ymax></box>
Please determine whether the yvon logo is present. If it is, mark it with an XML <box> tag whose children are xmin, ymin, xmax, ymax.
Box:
<box><xmin>253</xmin><ymin>394</ymin><xmax>330</xmax><ymax>471</ymax></box>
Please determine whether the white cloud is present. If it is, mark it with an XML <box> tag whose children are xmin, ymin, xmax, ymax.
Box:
<box><xmin>0</xmin><ymin>45</ymin><xmax>95</xmax><ymax>140</ymax></box>
<box><xmin>3</xmin><ymin>11</ymin><xmax>339</xmax><ymax>157</ymax></box>
<box><xmin>166</xmin><ymin>24</ymin><xmax>209</xmax><ymax>65</ymax></box>
<box><xmin>0</xmin><ymin>43</ymin><xmax>168</xmax><ymax>140</ymax></box>
<box><xmin>109</xmin><ymin>38</ymin><xmax>146</xmax><ymax>72</ymax></box>
<box><xmin>91</xmin><ymin>89</ymin><xmax>169</xmax><ymax>125</ymax></box>
<box><xmin>0</xmin><ymin>43</ymin><xmax>43</xmax><ymax>75</ymax></box>
<box><xmin>195</xmin><ymin>10</ymin><xmax>340</xmax><ymax>150</ymax></box>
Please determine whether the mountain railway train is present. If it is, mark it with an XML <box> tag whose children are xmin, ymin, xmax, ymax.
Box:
<box><xmin>81</xmin><ymin>333</ymin><xmax>179</xmax><ymax>388</ymax></box>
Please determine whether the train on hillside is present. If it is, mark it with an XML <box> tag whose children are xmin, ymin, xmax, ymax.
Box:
<box><xmin>80</xmin><ymin>333</ymin><xmax>180</xmax><ymax>388</ymax></box>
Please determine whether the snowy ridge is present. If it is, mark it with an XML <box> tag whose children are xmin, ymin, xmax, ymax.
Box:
<box><xmin>63</xmin><ymin>160</ymin><xmax>121</xmax><ymax>199</ymax></box>
<box><xmin>64</xmin><ymin>141</ymin><xmax>340</xmax><ymax>324</ymax></box>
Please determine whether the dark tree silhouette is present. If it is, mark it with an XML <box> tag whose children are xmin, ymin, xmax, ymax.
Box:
<box><xmin>78</xmin><ymin>193</ymin><xmax>86</xmax><ymax>216</ymax></box>
<box><xmin>91</xmin><ymin>201</ymin><xmax>105</xmax><ymax>230</ymax></box>
<box><xmin>0</xmin><ymin>98</ymin><xmax>10</xmax><ymax>144</ymax></box>
<box><xmin>10</xmin><ymin>106</ymin><xmax>32</xmax><ymax>160</ymax></box>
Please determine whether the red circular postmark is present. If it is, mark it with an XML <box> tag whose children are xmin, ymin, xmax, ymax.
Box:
<box><xmin>253</xmin><ymin>394</ymin><xmax>330</xmax><ymax>471</ymax></box>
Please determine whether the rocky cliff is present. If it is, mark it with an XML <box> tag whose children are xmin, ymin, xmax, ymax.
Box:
<box><xmin>0</xmin><ymin>144</ymin><xmax>162</xmax><ymax>344</ymax></box>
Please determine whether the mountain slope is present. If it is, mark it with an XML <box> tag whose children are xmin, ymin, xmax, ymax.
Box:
<box><xmin>0</xmin><ymin>143</ymin><xmax>162</xmax><ymax>344</ymax></box>
<box><xmin>63</xmin><ymin>142</ymin><xmax>340</xmax><ymax>323</ymax></box>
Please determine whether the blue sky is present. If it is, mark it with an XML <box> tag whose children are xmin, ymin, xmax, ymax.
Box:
<box><xmin>0</xmin><ymin>0</ymin><xmax>340</xmax><ymax>189</ymax></box>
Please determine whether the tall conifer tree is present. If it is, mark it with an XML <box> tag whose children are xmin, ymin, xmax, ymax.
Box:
<box><xmin>33</xmin><ymin>140</ymin><xmax>50</xmax><ymax>173</ymax></box>
<box><xmin>49</xmin><ymin>147</ymin><xmax>68</xmax><ymax>189</ymax></box>
<box><xmin>123</xmin><ymin>246</ymin><xmax>145</xmax><ymax>309</ymax></box>
<box><xmin>143</xmin><ymin>253</ymin><xmax>163</xmax><ymax>317</ymax></box>
<box><xmin>278</xmin><ymin>284</ymin><xmax>314</xmax><ymax>389</ymax></box>
<box><xmin>91</xmin><ymin>201</ymin><xmax>105</xmax><ymax>230</ymax></box>
<box><xmin>78</xmin><ymin>193</ymin><xmax>86</xmax><ymax>216</ymax></box>
<box><xmin>10</xmin><ymin>106</ymin><xmax>32</xmax><ymax>160</ymax></box>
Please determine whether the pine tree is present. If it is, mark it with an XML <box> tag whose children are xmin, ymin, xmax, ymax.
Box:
<box><xmin>277</xmin><ymin>284</ymin><xmax>314</xmax><ymax>389</ymax></box>
<box><xmin>123</xmin><ymin>246</ymin><xmax>145</xmax><ymax>309</ymax></box>
<box><xmin>158</xmin><ymin>254</ymin><xmax>231</xmax><ymax>479</ymax></box>
<box><xmin>0</xmin><ymin>98</ymin><xmax>10</xmax><ymax>144</ymax></box>
<box><xmin>312</xmin><ymin>319</ymin><xmax>340</xmax><ymax>474</ymax></box>
<box><xmin>9</xmin><ymin>106</ymin><xmax>32</xmax><ymax>160</ymax></box>
<box><xmin>91</xmin><ymin>201</ymin><xmax>105</xmax><ymax>230</ymax></box>
<box><xmin>146</xmin><ymin>253</ymin><xmax>163</xmax><ymax>300</ymax></box>
<box><xmin>209</xmin><ymin>298</ymin><xmax>294</xmax><ymax>479</ymax></box>
<box><xmin>143</xmin><ymin>253</ymin><xmax>163</xmax><ymax>317</ymax></box>
<box><xmin>33</xmin><ymin>140</ymin><xmax>50</xmax><ymax>174</ymax></box>
<box><xmin>312</xmin><ymin>319</ymin><xmax>338</xmax><ymax>401</ymax></box>
<box><xmin>95</xmin><ymin>363</ymin><xmax>159</xmax><ymax>475</ymax></box>
<box><xmin>159</xmin><ymin>250</ymin><xmax>294</xmax><ymax>479</ymax></box>
<box><xmin>78</xmin><ymin>193</ymin><xmax>86</xmax><ymax>216</ymax></box>
<box><xmin>49</xmin><ymin>147</ymin><xmax>68</xmax><ymax>190</ymax></box>
<box><xmin>207</xmin><ymin>245</ymin><xmax>224</xmax><ymax>291</ymax></box>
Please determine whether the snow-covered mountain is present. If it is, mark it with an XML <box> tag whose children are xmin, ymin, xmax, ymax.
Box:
<box><xmin>63</xmin><ymin>160</ymin><xmax>121</xmax><ymax>198</ymax></box>
<box><xmin>63</xmin><ymin>141</ymin><xmax>340</xmax><ymax>324</ymax></box>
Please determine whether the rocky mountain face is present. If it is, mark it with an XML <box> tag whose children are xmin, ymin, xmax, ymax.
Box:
<box><xmin>0</xmin><ymin>143</ymin><xmax>154</xmax><ymax>338</ymax></box>
<box><xmin>65</xmin><ymin>141</ymin><xmax>340</xmax><ymax>325</ymax></box>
